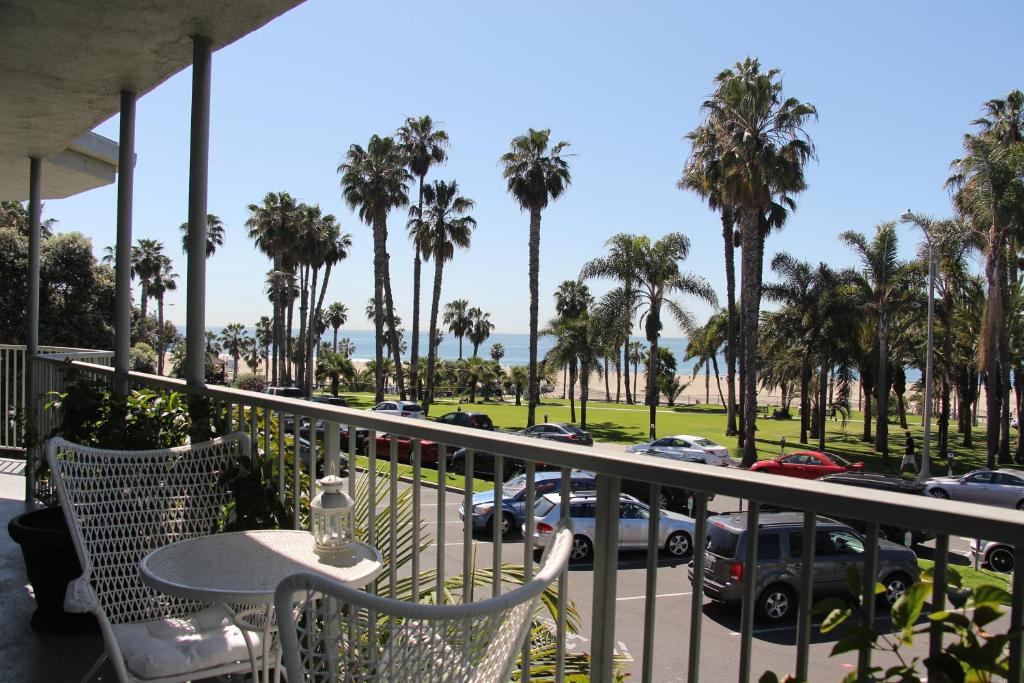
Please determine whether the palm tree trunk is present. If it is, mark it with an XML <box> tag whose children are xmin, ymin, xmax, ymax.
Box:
<box><xmin>333</xmin><ymin>328</ymin><xmax>338</xmax><ymax>354</ymax></box>
<box><xmin>604</xmin><ymin>357</ymin><xmax>611</xmax><ymax>403</ymax></box>
<box><xmin>648</xmin><ymin>335</ymin><xmax>659</xmax><ymax>438</ymax></box>
<box><xmin>862</xmin><ymin>381</ymin><xmax>873</xmax><ymax>442</ymax></box>
<box><xmin>799</xmin><ymin>357</ymin><xmax>811</xmax><ymax>444</ymax></box>
<box><xmin>712</xmin><ymin>354</ymin><xmax>726</xmax><ymax>406</ymax></box>
<box><xmin>615</xmin><ymin>349</ymin><xmax>622</xmax><ymax>403</ymax></box>
<box><xmin>297</xmin><ymin>265</ymin><xmax>309</xmax><ymax>391</ymax></box>
<box><xmin>377</xmin><ymin>211</ymin><xmax>407</xmax><ymax>401</ymax></box>
<box><xmin>140</xmin><ymin>282</ymin><xmax>149</xmax><ymax>320</ymax></box>
<box><xmin>633</xmin><ymin>356</ymin><xmax>639</xmax><ymax>399</ymax></box>
<box><xmin>286</xmin><ymin>288</ymin><xmax>295</xmax><ymax>385</ymax></box>
<box><xmin>723</xmin><ymin>211</ymin><xmax>739</xmax><ymax>436</ymax></box>
<box><xmin>569</xmin><ymin>362</ymin><xmax>577</xmax><ymax>423</ymax></box>
<box><xmin>875</xmin><ymin>321</ymin><xmax>889</xmax><ymax>463</ymax></box>
<box><xmin>157</xmin><ymin>295</ymin><xmax>165</xmax><ymax>375</ymax></box>
<box><xmin>739</xmin><ymin>215</ymin><xmax>764</xmax><ymax>466</ymax></box>
<box><xmin>424</xmin><ymin>247</ymin><xmax>445</xmax><ymax>413</ymax></box>
<box><xmin>818</xmin><ymin>361</ymin><xmax>828</xmax><ymax>451</ymax></box>
<box><xmin>410</xmin><ymin>176</ymin><xmax>425</xmax><ymax>401</ymax></box>
<box><xmin>562</xmin><ymin>365</ymin><xmax>567</xmax><ymax>400</ymax></box>
<box><xmin>705</xmin><ymin>358</ymin><xmax>710</xmax><ymax>404</ymax></box>
<box><xmin>1015</xmin><ymin>367</ymin><xmax>1024</xmax><ymax>463</ymax></box>
<box><xmin>306</xmin><ymin>262</ymin><xmax>333</xmax><ymax>397</ymax></box>
<box><xmin>623</xmin><ymin>341</ymin><xmax>632</xmax><ymax>405</ymax></box>
<box><xmin>234</xmin><ymin>354</ymin><xmax>240</xmax><ymax>381</ymax></box>
<box><xmin>271</xmin><ymin>259</ymin><xmax>281</xmax><ymax>386</ymax></box>
<box><xmin>581</xmin><ymin>362</ymin><xmax>590</xmax><ymax>430</ymax></box>
<box><xmin>527</xmin><ymin>207</ymin><xmax>542</xmax><ymax>427</ymax></box>
<box><xmin>372</xmin><ymin>220</ymin><xmax>386</xmax><ymax>403</ymax></box>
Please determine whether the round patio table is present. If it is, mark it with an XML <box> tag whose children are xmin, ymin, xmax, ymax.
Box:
<box><xmin>140</xmin><ymin>530</ymin><xmax>383</xmax><ymax>683</ymax></box>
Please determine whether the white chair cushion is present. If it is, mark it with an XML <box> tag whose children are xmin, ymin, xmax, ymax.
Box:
<box><xmin>111</xmin><ymin>606</ymin><xmax>259</xmax><ymax>680</ymax></box>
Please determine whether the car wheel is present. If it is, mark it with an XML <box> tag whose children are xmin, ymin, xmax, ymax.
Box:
<box><xmin>988</xmin><ymin>547</ymin><xmax>1015</xmax><ymax>573</ymax></box>
<box><xmin>881</xmin><ymin>573</ymin><xmax>912</xmax><ymax>607</ymax></box>
<box><xmin>1016</xmin><ymin>500</ymin><xmax>1024</xmax><ymax>511</ymax></box>
<box><xmin>450</xmin><ymin>459</ymin><xmax>465</xmax><ymax>476</ymax></box>
<box><xmin>665</xmin><ymin>531</ymin><xmax>692</xmax><ymax>557</ymax></box>
<box><xmin>570</xmin><ymin>535</ymin><xmax>594</xmax><ymax>562</ymax></box>
<box><xmin>756</xmin><ymin>585</ymin><xmax>795</xmax><ymax>623</ymax></box>
<box><xmin>495</xmin><ymin>512</ymin><xmax>515</xmax><ymax>538</ymax></box>
<box><xmin>928</xmin><ymin>489</ymin><xmax>949</xmax><ymax>500</ymax></box>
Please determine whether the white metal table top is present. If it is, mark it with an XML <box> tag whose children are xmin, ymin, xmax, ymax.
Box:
<box><xmin>139</xmin><ymin>530</ymin><xmax>383</xmax><ymax>604</ymax></box>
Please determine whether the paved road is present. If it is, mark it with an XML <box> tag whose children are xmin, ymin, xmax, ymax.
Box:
<box><xmin>383</xmin><ymin>480</ymin><xmax>1005</xmax><ymax>682</ymax></box>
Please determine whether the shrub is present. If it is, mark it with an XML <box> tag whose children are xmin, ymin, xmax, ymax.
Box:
<box><xmin>129</xmin><ymin>342</ymin><xmax>157</xmax><ymax>373</ymax></box>
<box><xmin>235</xmin><ymin>372</ymin><xmax>265</xmax><ymax>393</ymax></box>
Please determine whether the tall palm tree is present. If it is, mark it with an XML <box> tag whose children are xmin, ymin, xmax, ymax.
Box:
<box><xmin>581</xmin><ymin>235</ymin><xmax>645</xmax><ymax>405</ymax></box>
<box><xmin>337</xmin><ymin>337</ymin><xmax>356</xmax><ymax>359</ymax></box>
<box><xmin>500</xmin><ymin>128</ymin><xmax>572</xmax><ymax>426</ymax></box>
<box><xmin>242</xmin><ymin>337</ymin><xmax>262</xmax><ymax>378</ymax></box>
<box><xmin>682</xmin><ymin>122</ymin><xmax>740</xmax><ymax>434</ymax></box>
<box><xmin>508</xmin><ymin>365</ymin><xmax>529</xmax><ymax>406</ymax></box>
<box><xmin>149</xmin><ymin>253</ymin><xmax>177</xmax><ymax>376</ymax></box>
<box><xmin>468</xmin><ymin>307</ymin><xmax>494</xmax><ymax>357</ymax></box>
<box><xmin>339</xmin><ymin>135</ymin><xmax>411</xmax><ymax>403</ymax></box>
<box><xmin>553</xmin><ymin>279</ymin><xmax>593</xmax><ymax>396</ymax></box>
<box><xmin>584</xmin><ymin>232</ymin><xmax>716</xmax><ymax>434</ymax></box>
<box><xmin>695</xmin><ymin>57</ymin><xmax>817</xmax><ymax>465</ymax></box>
<box><xmin>179</xmin><ymin>213</ymin><xmax>225</xmax><ymax>257</ymax></box>
<box><xmin>684</xmin><ymin>311</ymin><xmax>728</xmax><ymax>406</ymax></box>
<box><xmin>443</xmin><ymin>299</ymin><xmax>473</xmax><ymax>360</ymax></box>
<box><xmin>255</xmin><ymin>316</ymin><xmax>273</xmax><ymax>381</ymax></box>
<box><xmin>629</xmin><ymin>341</ymin><xmax>644</xmax><ymax>398</ymax></box>
<box><xmin>303</xmin><ymin>214</ymin><xmax>352</xmax><ymax>397</ymax></box>
<box><xmin>490</xmin><ymin>343</ymin><xmax>505</xmax><ymax>364</ymax></box>
<box><xmin>543</xmin><ymin>313</ymin><xmax>603</xmax><ymax>429</ymax></box>
<box><xmin>326</xmin><ymin>302</ymin><xmax>348</xmax><ymax>353</ymax></box>
<box><xmin>246</xmin><ymin>191</ymin><xmax>299</xmax><ymax>386</ymax></box>
<box><xmin>411</xmin><ymin>181</ymin><xmax>476</xmax><ymax>410</ymax></box>
<box><xmin>397</xmin><ymin>116</ymin><xmax>449</xmax><ymax>401</ymax></box>
<box><xmin>131</xmin><ymin>238</ymin><xmax>164</xmax><ymax>320</ymax></box>
<box><xmin>219</xmin><ymin>322</ymin><xmax>249</xmax><ymax>380</ymax></box>
<box><xmin>841</xmin><ymin>223</ymin><xmax>915</xmax><ymax>464</ymax></box>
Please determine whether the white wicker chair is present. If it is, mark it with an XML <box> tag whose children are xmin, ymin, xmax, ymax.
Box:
<box><xmin>274</xmin><ymin>523</ymin><xmax>573</xmax><ymax>683</ymax></box>
<box><xmin>46</xmin><ymin>433</ymin><xmax>262</xmax><ymax>683</ymax></box>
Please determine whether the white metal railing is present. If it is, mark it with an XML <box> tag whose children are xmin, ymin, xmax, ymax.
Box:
<box><xmin>26</xmin><ymin>355</ymin><xmax>1024</xmax><ymax>682</ymax></box>
<box><xmin>0</xmin><ymin>345</ymin><xmax>113</xmax><ymax>452</ymax></box>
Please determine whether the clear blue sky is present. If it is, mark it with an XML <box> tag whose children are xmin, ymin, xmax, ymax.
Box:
<box><xmin>46</xmin><ymin>0</ymin><xmax>1024</xmax><ymax>336</ymax></box>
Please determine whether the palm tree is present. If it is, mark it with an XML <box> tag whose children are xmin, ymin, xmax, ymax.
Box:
<box><xmin>841</xmin><ymin>223</ymin><xmax>915</xmax><ymax>464</ymax></box>
<box><xmin>316</xmin><ymin>351</ymin><xmax>356</xmax><ymax>397</ymax></box>
<box><xmin>337</xmin><ymin>337</ymin><xmax>356</xmax><ymax>359</ymax></box>
<box><xmin>584</xmin><ymin>233</ymin><xmax>715</xmax><ymax>434</ymax></box>
<box><xmin>179</xmin><ymin>213</ymin><xmax>225</xmax><ymax>257</ymax></box>
<box><xmin>149</xmin><ymin>253</ymin><xmax>177</xmax><ymax>375</ymax></box>
<box><xmin>500</xmin><ymin>128</ymin><xmax>572</xmax><ymax>426</ymax></box>
<box><xmin>629</xmin><ymin>341</ymin><xmax>644</xmax><ymax>399</ymax></box>
<box><xmin>219</xmin><ymin>323</ymin><xmax>249</xmax><ymax>380</ymax></box>
<box><xmin>581</xmin><ymin>235</ymin><xmax>643</xmax><ymax>405</ymax></box>
<box><xmin>408</xmin><ymin>180</ymin><xmax>476</xmax><ymax>411</ymax></box>
<box><xmin>681</xmin><ymin>121</ymin><xmax>740</xmax><ymax>433</ymax></box>
<box><xmin>255</xmin><ymin>316</ymin><xmax>272</xmax><ymax>381</ymax></box>
<box><xmin>443</xmin><ymin>299</ymin><xmax>473</xmax><ymax>360</ymax></box>
<box><xmin>246</xmin><ymin>191</ymin><xmax>299</xmax><ymax>385</ymax></box>
<box><xmin>468</xmin><ymin>307</ymin><xmax>494</xmax><ymax>357</ymax></box>
<box><xmin>553</xmin><ymin>279</ymin><xmax>593</xmax><ymax>396</ymax></box>
<box><xmin>326</xmin><ymin>302</ymin><xmax>348</xmax><ymax>353</ymax></box>
<box><xmin>131</xmin><ymin>238</ymin><xmax>164</xmax><ymax>320</ymax></box>
<box><xmin>397</xmin><ymin>116</ymin><xmax>449</xmax><ymax>401</ymax></box>
<box><xmin>242</xmin><ymin>337</ymin><xmax>262</xmax><ymax>378</ymax></box>
<box><xmin>684</xmin><ymin>311</ymin><xmax>728</xmax><ymax>406</ymax></box>
<box><xmin>508</xmin><ymin>365</ymin><xmax>529</xmax><ymax>406</ymax></box>
<box><xmin>543</xmin><ymin>313</ymin><xmax>603</xmax><ymax>428</ymax></box>
<box><xmin>695</xmin><ymin>57</ymin><xmax>817</xmax><ymax>465</ymax></box>
<box><xmin>462</xmin><ymin>356</ymin><xmax>488</xmax><ymax>403</ymax></box>
<box><xmin>339</xmin><ymin>135</ymin><xmax>412</xmax><ymax>403</ymax></box>
<box><xmin>490</xmin><ymin>343</ymin><xmax>505</xmax><ymax>364</ymax></box>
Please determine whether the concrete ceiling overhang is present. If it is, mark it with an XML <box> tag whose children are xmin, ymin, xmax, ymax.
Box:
<box><xmin>0</xmin><ymin>0</ymin><xmax>304</xmax><ymax>201</ymax></box>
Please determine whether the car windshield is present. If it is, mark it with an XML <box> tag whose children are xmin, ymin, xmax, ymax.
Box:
<box><xmin>706</xmin><ymin>522</ymin><xmax>741</xmax><ymax>558</ymax></box>
<box><xmin>828</xmin><ymin>452</ymin><xmax>852</xmax><ymax>467</ymax></box>
<box><xmin>563</xmin><ymin>425</ymin><xmax>588</xmax><ymax>436</ymax></box>
<box><xmin>534</xmin><ymin>497</ymin><xmax>557</xmax><ymax>517</ymax></box>
<box><xmin>403</xmin><ymin>404</ymin><xmax>423</xmax><ymax>412</ymax></box>
<box><xmin>695</xmin><ymin>438</ymin><xmax>717</xmax><ymax>447</ymax></box>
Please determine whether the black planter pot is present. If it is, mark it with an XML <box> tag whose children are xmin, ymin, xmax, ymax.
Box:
<box><xmin>7</xmin><ymin>506</ymin><xmax>98</xmax><ymax>635</ymax></box>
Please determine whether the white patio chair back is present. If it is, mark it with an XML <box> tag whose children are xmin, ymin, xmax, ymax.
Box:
<box><xmin>274</xmin><ymin>522</ymin><xmax>573</xmax><ymax>683</ymax></box>
<box><xmin>46</xmin><ymin>433</ymin><xmax>255</xmax><ymax>682</ymax></box>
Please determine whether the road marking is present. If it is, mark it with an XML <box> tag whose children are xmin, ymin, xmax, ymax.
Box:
<box><xmin>616</xmin><ymin>591</ymin><xmax>693</xmax><ymax>602</ymax></box>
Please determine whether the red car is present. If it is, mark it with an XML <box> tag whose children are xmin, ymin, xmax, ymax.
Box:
<box><xmin>374</xmin><ymin>433</ymin><xmax>440</xmax><ymax>467</ymax></box>
<box><xmin>749</xmin><ymin>450</ymin><xmax>864</xmax><ymax>479</ymax></box>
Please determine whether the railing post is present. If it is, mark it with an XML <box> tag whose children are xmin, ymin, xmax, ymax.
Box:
<box><xmin>591</xmin><ymin>473</ymin><xmax>621</xmax><ymax>683</ymax></box>
<box><xmin>795</xmin><ymin>512</ymin><xmax>817</xmax><ymax>680</ymax></box>
<box><xmin>24</xmin><ymin>158</ymin><xmax>42</xmax><ymax>506</ymax></box>
<box><xmin>738</xmin><ymin>501</ymin><xmax>760</xmax><ymax>683</ymax></box>
<box><xmin>857</xmin><ymin>523</ymin><xmax>879</xmax><ymax>681</ymax></box>
<box><xmin>185</xmin><ymin>35</ymin><xmax>211</xmax><ymax>387</ymax></box>
<box><xmin>114</xmin><ymin>90</ymin><xmax>136</xmax><ymax>395</ymax></box>
<box><xmin>325</xmin><ymin>421</ymin><xmax>340</xmax><ymax>476</ymax></box>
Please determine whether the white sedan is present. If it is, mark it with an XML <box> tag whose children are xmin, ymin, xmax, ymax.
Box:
<box><xmin>625</xmin><ymin>434</ymin><xmax>733</xmax><ymax>467</ymax></box>
<box><xmin>369</xmin><ymin>400</ymin><xmax>426</xmax><ymax>419</ymax></box>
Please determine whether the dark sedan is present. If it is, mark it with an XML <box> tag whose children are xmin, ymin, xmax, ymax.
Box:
<box><xmin>817</xmin><ymin>472</ymin><xmax>935</xmax><ymax>545</ymax></box>
<box><xmin>435</xmin><ymin>411</ymin><xmax>495</xmax><ymax>430</ymax></box>
<box><xmin>517</xmin><ymin>422</ymin><xmax>593</xmax><ymax>446</ymax></box>
<box><xmin>448</xmin><ymin>447</ymin><xmax>526</xmax><ymax>480</ymax></box>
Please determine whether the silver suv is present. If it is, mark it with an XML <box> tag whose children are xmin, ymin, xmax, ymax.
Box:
<box><xmin>688</xmin><ymin>512</ymin><xmax>920</xmax><ymax>622</ymax></box>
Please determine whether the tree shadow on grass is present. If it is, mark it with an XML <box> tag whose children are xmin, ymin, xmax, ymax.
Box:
<box><xmin>585</xmin><ymin>421</ymin><xmax>643</xmax><ymax>444</ymax></box>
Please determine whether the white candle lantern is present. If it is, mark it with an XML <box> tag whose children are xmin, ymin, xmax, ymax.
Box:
<box><xmin>311</xmin><ymin>475</ymin><xmax>355</xmax><ymax>562</ymax></box>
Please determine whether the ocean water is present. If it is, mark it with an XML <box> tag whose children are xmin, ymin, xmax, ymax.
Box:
<box><xmin>197</xmin><ymin>326</ymin><xmax>689</xmax><ymax>367</ymax></box>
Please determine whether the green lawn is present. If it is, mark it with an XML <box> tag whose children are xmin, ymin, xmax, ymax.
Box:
<box><xmin>917</xmin><ymin>558</ymin><xmax>1011</xmax><ymax>592</ymax></box>
<box><xmin>352</xmin><ymin>454</ymin><xmax>492</xmax><ymax>492</ymax></box>
<box><xmin>326</xmin><ymin>391</ymin><xmax>1006</xmax><ymax>475</ymax></box>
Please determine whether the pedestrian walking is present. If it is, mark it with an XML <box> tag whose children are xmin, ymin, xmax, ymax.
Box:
<box><xmin>900</xmin><ymin>431</ymin><xmax>917</xmax><ymax>474</ymax></box>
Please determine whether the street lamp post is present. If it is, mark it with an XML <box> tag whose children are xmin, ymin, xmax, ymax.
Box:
<box><xmin>901</xmin><ymin>211</ymin><xmax>936</xmax><ymax>480</ymax></box>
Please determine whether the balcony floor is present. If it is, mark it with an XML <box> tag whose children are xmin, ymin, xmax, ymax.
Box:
<box><xmin>0</xmin><ymin>462</ymin><xmax>116</xmax><ymax>682</ymax></box>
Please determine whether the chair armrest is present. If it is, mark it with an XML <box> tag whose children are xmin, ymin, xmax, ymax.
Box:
<box><xmin>64</xmin><ymin>577</ymin><xmax>100</xmax><ymax>614</ymax></box>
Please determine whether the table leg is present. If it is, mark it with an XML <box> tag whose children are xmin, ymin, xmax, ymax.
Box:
<box><xmin>218</xmin><ymin>604</ymin><xmax>262</xmax><ymax>682</ymax></box>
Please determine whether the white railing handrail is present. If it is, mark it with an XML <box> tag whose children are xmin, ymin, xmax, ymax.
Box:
<box><xmin>37</xmin><ymin>356</ymin><xmax>1024</xmax><ymax>548</ymax></box>
<box><xmin>0</xmin><ymin>344</ymin><xmax>114</xmax><ymax>355</ymax></box>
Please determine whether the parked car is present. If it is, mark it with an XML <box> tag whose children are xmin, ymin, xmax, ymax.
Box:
<box><xmin>618</xmin><ymin>476</ymin><xmax>714</xmax><ymax>515</ymax></box>
<box><xmin>529</xmin><ymin>491</ymin><xmax>696</xmax><ymax>562</ymax></box>
<box><xmin>689</xmin><ymin>512</ymin><xmax>919</xmax><ymax>622</ymax></box>
<box><xmin>263</xmin><ymin>386</ymin><xmax>304</xmax><ymax>399</ymax></box>
<box><xmin>924</xmin><ymin>469</ymin><xmax>1024</xmax><ymax>509</ymax></box>
<box><xmin>625</xmin><ymin>434</ymin><xmax>733</xmax><ymax>467</ymax></box>
<box><xmin>448</xmin><ymin>447</ymin><xmax>526</xmax><ymax>479</ymax></box>
<box><xmin>370</xmin><ymin>401</ymin><xmax>426</xmax><ymax>419</ymax></box>
<box><xmin>748</xmin><ymin>450</ymin><xmax>864</xmax><ymax>479</ymax></box>
<box><xmin>459</xmin><ymin>470</ymin><xmax>596</xmax><ymax>537</ymax></box>
<box><xmin>517</xmin><ymin>422</ymin><xmax>593</xmax><ymax>446</ymax></box>
<box><xmin>298</xmin><ymin>420</ymin><xmax>369</xmax><ymax>454</ymax></box>
<box><xmin>970</xmin><ymin>539</ymin><xmax>1015</xmax><ymax>573</ymax></box>
<box><xmin>816</xmin><ymin>472</ymin><xmax>934</xmax><ymax>545</ymax></box>
<box><xmin>311</xmin><ymin>395</ymin><xmax>347</xmax><ymax>408</ymax></box>
<box><xmin>435</xmin><ymin>411</ymin><xmax>495</xmax><ymax>430</ymax></box>
<box><xmin>373</xmin><ymin>433</ymin><xmax>440</xmax><ymax>467</ymax></box>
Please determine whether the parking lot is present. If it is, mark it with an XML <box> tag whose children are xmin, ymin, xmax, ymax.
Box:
<box><xmin>392</xmin><ymin>480</ymin><xmax>1006</xmax><ymax>682</ymax></box>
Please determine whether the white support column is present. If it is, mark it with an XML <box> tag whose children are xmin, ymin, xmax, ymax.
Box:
<box><xmin>114</xmin><ymin>91</ymin><xmax>136</xmax><ymax>393</ymax></box>
<box><xmin>24</xmin><ymin>157</ymin><xmax>41</xmax><ymax>504</ymax></box>
<box><xmin>185</xmin><ymin>36</ymin><xmax>212</xmax><ymax>386</ymax></box>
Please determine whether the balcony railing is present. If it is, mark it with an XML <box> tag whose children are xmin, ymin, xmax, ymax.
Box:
<box><xmin>1</xmin><ymin>345</ymin><xmax>113</xmax><ymax>453</ymax></box>
<box><xmin>25</xmin><ymin>354</ymin><xmax>1024</xmax><ymax>682</ymax></box>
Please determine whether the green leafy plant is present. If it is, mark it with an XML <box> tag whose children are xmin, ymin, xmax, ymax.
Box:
<box><xmin>760</xmin><ymin>564</ymin><xmax>1017</xmax><ymax>683</ymax></box>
